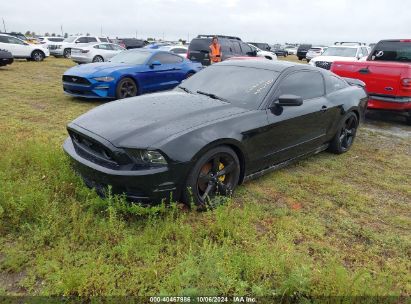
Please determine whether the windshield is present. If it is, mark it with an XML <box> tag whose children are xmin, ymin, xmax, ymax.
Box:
<box><xmin>322</xmin><ymin>47</ymin><xmax>357</xmax><ymax>57</ymax></box>
<box><xmin>370</xmin><ymin>41</ymin><xmax>411</xmax><ymax>62</ymax></box>
<box><xmin>109</xmin><ymin>50</ymin><xmax>151</xmax><ymax>64</ymax></box>
<box><xmin>64</xmin><ymin>37</ymin><xmax>76</xmax><ymax>43</ymax></box>
<box><xmin>178</xmin><ymin>65</ymin><xmax>279</xmax><ymax>108</ymax></box>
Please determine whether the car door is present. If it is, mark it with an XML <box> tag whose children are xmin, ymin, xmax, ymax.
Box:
<box><xmin>263</xmin><ymin>70</ymin><xmax>333</xmax><ymax>164</ymax></box>
<box><xmin>141</xmin><ymin>53</ymin><xmax>181</xmax><ymax>92</ymax></box>
<box><xmin>4</xmin><ymin>36</ymin><xmax>29</xmax><ymax>57</ymax></box>
<box><xmin>96</xmin><ymin>44</ymin><xmax>114</xmax><ymax>61</ymax></box>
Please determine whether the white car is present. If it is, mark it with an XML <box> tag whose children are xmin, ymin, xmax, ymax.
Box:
<box><xmin>71</xmin><ymin>43</ymin><xmax>125</xmax><ymax>63</ymax></box>
<box><xmin>248</xmin><ymin>44</ymin><xmax>277</xmax><ymax>60</ymax></box>
<box><xmin>306</xmin><ymin>46</ymin><xmax>327</xmax><ymax>61</ymax></box>
<box><xmin>48</xmin><ymin>36</ymin><xmax>110</xmax><ymax>58</ymax></box>
<box><xmin>0</xmin><ymin>33</ymin><xmax>50</xmax><ymax>61</ymax></box>
<box><xmin>284</xmin><ymin>46</ymin><xmax>297</xmax><ymax>55</ymax></box>
<box><xmin>157</xmin><ymin>45</ymin><xmax>188</xmax><ymax>58</ymax></box>
<box><xmin>38</xmin><ymin>36</ymin><xmax>64</xmax><ymax>49</ymax></box>
<box><xmin>309</xmin><ymin>43</ymin><xmax>370</xmax><ymax>70</ymax></box>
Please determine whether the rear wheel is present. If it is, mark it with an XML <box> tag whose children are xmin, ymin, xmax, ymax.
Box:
<box><xmin>183</xmin><ymin>146</ymin><xmax>240</xmax><ymax>209</ymax></box>
<box><xmin>63</xmin><ymin>48</ymin><xmax>71</xmax><ymax>58</ymax></box>
<box><xmin>92</xmin><ymin>55</ymin><xmax>104</xmax><ymax>63</ymax></box>
<box><xmin>298</xmin><ymin>57</ymin><xmax>303</xmax><ymax>60</ymax></box>
<box><xmin>328</xmin><ymin>112</ymin><xmax>359</xmax><ymax>154</ymax></box>
<box><xmin>31</xmin><ymin>50</ymin><xmax>45</xmax><ymax>62</ymax></box>
<box><xmin>115</xmin><ymin>77</ymin><xmax>138</xmax><ymax>99</ymax></box>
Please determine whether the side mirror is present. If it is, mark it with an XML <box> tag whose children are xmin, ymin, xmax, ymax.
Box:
<box><xmin>150</xmin><ymin>60</ymin><xmax>161</xmax><ymax>67</ymax></box>
<box><xmin>275</xmin><ymin>94</ymin><xmax>303</xmax><ymax>107</ymax></box>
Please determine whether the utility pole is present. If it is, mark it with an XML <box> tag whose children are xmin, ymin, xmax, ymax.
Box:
<box><xmin>2</xmin><ymin>18</ymin><xmax>6</xmax><ymax>32</ymax></box>
<box><xmin>60</xmin><ymin>24</ymin><xmax>63</xmax><ymax>37</ymax></box>
<box><xmin>100</xmin><ymin>25</ymin><xmax>102</xmax><ymax>36</ymax></box>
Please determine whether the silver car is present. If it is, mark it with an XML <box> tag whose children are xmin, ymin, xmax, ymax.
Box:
<box><xmin>71</xmin><ymin>43</ymin><xmax>125</xmax><ymax>63</ymax></box>
<box><xmin>306</xmin><ymin>47</ymin><xmax>327</xmax><ymax>61</ymax></box>
<box><xmin>157</xmin><ymin>45</ymin><xmax>188</xmax><ymax>58</ymax></box>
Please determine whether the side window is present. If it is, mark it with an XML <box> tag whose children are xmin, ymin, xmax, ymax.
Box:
<box><xmin>361</xmin><ymin>47</ymin><xmax>369</xmax><ymax>56</ymax></box>
<box><xmin>277</xmin><ymin>71</ymin><xmax>325</xmax><ymax>100</ymax></box>
<box><xmin>88</xmin><ymin>37</ymin><xmax>97</xmax><ymax>43</ymax></box>
<box><xmin>150</xmin><ymin>53</ymin><xmax>183</xmax><ymax>64</ymax></box>
<box><xmin>76</xmin><ymin>37</ymin><xmax>88</xmax><ymax>43</ymax></box>
<box><xmin>240</xmin><ymin>43</ymin><xmax>253</xmax><ymax>55</ymax></box>
<box><xmin>7</xmin><ymin>37</ymin><xmax>25</xmax><ymax>45</ymax></box>
<box><xmin>97</xmin><ymin>44</ymin><xmax>111</xmax><ymax>50</ymax></box>
<box><xmin>327</xmin><ymin>76</ymin><xmax>348</xmax><ymax>93</ymax></box>
<box><xmin>99</xmin><ymin>37</ymin><xmax>108</xmax><ymax>42</ymax></box>
<box><xmin>0</xmin><ymin>36</ymin><xmax>8</xmax><ymax>43</ymax></box>
<box><xmin>111</xmin><ymin>44</ymin><xmax>123</xmax><ymax>51</ymax></box>
<box><xmin>231</xmin><ymin>42</ymin><xmax>241</xmax><ymax>54</ymax></box>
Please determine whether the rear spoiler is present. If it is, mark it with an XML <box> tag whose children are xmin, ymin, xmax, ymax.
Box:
<box><xmin>343</xmin><ymin>77</ymin><xmax>366</xmax><ymax>88</ymax></box>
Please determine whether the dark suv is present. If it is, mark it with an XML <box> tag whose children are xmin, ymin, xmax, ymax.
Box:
<box><xmin>297</xmin><ymin>44</ymin><xmax>312</xmax><ymax>60</ymax></box>
<box><xmin>188</xmin><ymin>35</ymin><xmax>256</xmax><ymax>66</ymax></box>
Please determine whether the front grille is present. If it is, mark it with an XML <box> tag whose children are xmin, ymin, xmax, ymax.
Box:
<box><xmin>69</xmin><ymin>130</ymin><xmax>120</xmax><ymax>169</ymax></box>
<box><xmin>315</xmin><ymin>61</ymin><xmax>332</xmax><ymax>70</ymax></box>
<box><xmin>62</xmin><ymin>75</ymin><xmax>91</xmax><ymax>85</ymax></box>
<box><xmin>48</xmin><ymin>45</ymin><xmax>57</xmax><ymax>50</ymax></box>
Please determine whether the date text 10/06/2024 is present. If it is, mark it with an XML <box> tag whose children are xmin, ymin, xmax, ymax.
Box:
<box><xmin>149</xmin><ymin>296</ymin><xmax>257</xmax><ymax>303</ymax></box>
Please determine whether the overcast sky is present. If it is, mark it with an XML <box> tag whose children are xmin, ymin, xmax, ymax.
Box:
<box><xmin>1</xmin><ymin>0</ymin><xmax>409</xmax><ymax>44</ymax></box>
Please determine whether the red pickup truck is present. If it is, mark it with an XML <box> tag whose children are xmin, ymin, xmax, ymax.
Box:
<box><xmin>331</xmin><ymin>39</ymin><xmax>411</xmax><ymax>124</ymax></box>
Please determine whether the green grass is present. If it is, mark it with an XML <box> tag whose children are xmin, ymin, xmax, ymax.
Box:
<box><xmin>0</xmin><ymin>57</ymin><xmax>410</xmax><ymax>298</ymax></box>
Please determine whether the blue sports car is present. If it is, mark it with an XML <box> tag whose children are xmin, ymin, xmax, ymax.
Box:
<box><xmin>62</xmin><ymin>49</ymin><xmax>203</xmax><ymax>99</ymax></box>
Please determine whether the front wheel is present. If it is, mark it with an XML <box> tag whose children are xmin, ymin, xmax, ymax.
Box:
<box><xmin>115</xmin><ymin>77</ymin><xmax>138</xmax><ymax>99</ymax></box>
<box><xmin>63</xmin><ymin>48</ymin><xmax>71</xmax><ymax>58</ymax></box>
<box><xmin>32</xmin><ymin>50</ymin><xmax>45</xmax><ymax>62</ymax></box>
<box><xmin>183</xmin><ymin>146</ymin><xmax>240</xmax><ymax>209</ymax></box>
<box><xmin>328</xmin><ymin>112</ymin><xmax>359</xmax><ymax>154</ymax></box>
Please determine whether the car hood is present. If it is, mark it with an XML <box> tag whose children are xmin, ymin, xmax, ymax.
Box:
<box><xmin>311</xmin><ymin>56</ymin><xmax>357</xmax><ymax>63</ymax></box>
<box><xmin>64</xmin><ymin>62</ymin><xmax>140</xmax><ymax>77</ymax></box>
<box><xmin>70</xmin><ymin>91</ymin><xmax>249</xmax><ymax>148</ymax></box>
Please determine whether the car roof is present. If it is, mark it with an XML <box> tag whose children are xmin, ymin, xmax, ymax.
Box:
<box><xmin>328</xmin><ymin>45</ymin><xmax>360</xmax><ymax>48</ymax></box>
<box><xmin>218</xmin><ymin>60</ymin><xmax>309</xmax><ymax>72</ymax></box>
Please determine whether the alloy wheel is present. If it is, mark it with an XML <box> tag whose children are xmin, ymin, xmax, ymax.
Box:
<box><xmin>119</xmin><ymin>80</ymin><xmax>137</xmax><ymax>98</ymax></box>
<box><xmin>196</xmin><ymin>152</ymin><xmax>239</xmax><ymax>202</ymax></box>
<box><xmin>339</xmin><ymin>115</ymin><xmax>357</xmax><ymax>151</ymax></box>
<box><xmin>33</xmin><ymin>51</ymin><xmax>43</xmax><ymax>61</ymax></box>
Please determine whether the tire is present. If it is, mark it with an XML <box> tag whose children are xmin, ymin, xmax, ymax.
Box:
<box><xmin>264</xmin><ymin>56</ymin><xmax>272</xmax><ymax>60</ymax></box>
<box><xmin>63</xmin><ymin>48</ymin><xmax>71</xmax><ymax>58</ymax></box>
<box><xmin>328</xmin><ymin>112</ymin><xmax>359</xmax><ymax>154</ymax></box>
<box><xmin>31</xmin><ymin>50</ymin><xmax>45</xmax><ymax>62</ymax></box>
<box><xmin>406</xmin><ymin>112</ymin><xmax>411</xmax><ymax>125</ymax></box>
<box><xmin>182</xmin><ymin>146</ymin><xmax>241</xmax><ymax>209</ymax></box>
<box><xmin>92</xmin><ymin>55</ymin><xmax>104</xmax><ymax>63</ymax></box>
<box><xmin>298</xmin><ymin>57</ymin><xmax>303</xmax><ymax>61</ymax></box>
<box><xmin>115</xmin><ymin>77</ymin><xmax>138</xmax><ymax>99</ymax></box>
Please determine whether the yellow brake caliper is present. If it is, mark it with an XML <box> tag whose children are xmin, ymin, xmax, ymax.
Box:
<box><xmin>218</xmin><ymin>163</ymin><xmax>226</xmax><ymax>182</ymax></box>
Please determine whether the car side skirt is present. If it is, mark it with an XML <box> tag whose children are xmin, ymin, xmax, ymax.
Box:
<box><xmin>243</xmin><ymin>143</ymin><xmax>329</xmax><ymax>182</ymax></box>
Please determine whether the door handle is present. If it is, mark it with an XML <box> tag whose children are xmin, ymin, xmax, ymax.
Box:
<box><xmin>358</xmin><ymin>68</ymin><xmax>370</xmax><ymax>74</ymax></box>
<box><xmin>321</xmin><ymin>105</ymin><xmax>328</xmax><ymax>112</ymax></box>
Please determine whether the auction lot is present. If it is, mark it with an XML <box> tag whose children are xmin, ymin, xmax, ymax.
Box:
<box><xmin>0</xmin><ymin>57</ymin><xmax>410</xmax><ymax>296</ymax></box>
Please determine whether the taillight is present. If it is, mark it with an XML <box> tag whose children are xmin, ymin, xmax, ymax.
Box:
<box><xmin>400</xmin><ymin>39</ymin><xmax>411</xmax><ymax>42</ymax></box>
<box><xmin>401</xmin><ymin>78</ymin><xmax>411</xmax><ymax>87</ymax></box>
<box><xmin>186</xmin><ymin>50</ymin><xmax>190</xmax><ymax>58</ymax></box>
<box><xmin>81</xmin><ymin>50</ymin><xmax>89</xmax><ymax>53</ymax></box>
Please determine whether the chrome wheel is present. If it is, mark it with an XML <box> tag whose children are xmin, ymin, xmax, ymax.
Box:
<box><xmin>93</xmin><ymin>56</ymin><xmax>104</xmax><ymax>63</ymax></box>
<box><xmin>32</xmin><ymin>51</ymin><xmax>44</xmax><ymax>62</ymax></box>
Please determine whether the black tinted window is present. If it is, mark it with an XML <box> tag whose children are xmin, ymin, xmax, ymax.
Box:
<box><xmin>99</xmin><ymin>37</ymin><xmax>108</xmax><ymax>42</ymax></box>
<box><xmin>151</xmin><ymin>53</ymin><xmax>182</xmax><ymax>64</ymax></box>
<box><xmin>231</xmin><ymin>42</ymin><xmax>241</xmax><ymax>54</ymax></box>
<box><xmin>172</xmin><ymin>48</ymin><xmax>187</xmax><ymax>54</ymax></box>
<box><xmin>76</xmin><ymin>37</ymin><xmax>88</xmax><ymax>43</ymax></box>
<box><xmin>370</xmin><ymin>41</ymin><xmax>411</xmax><ymax>62</ymax></box>
<box><xmin>278</xmin><ymin>71</ymin><xmax>324</xmax><ymax>100</ymax></box>
<box><xmin>327</xmin><ymin>75</ymin><xmax>348</xmax><ymax>93</ymax></box>
<box><xmin>240</xmin><ymin>43</ymin><xmax>253</xmax><ymax>55</ymax></box>
<box><xmin>88</xmin><ymin>37</ymin><xmax>97</xmax><ymax>43</ymax></box>
<box><xmin>0</xmin><ymin>36</ymin><xmax>8</xmax><ymax>43</ymax></box>
<box><xmin>189</xmin><ymin>38</ymin><xmax>211</xmax><ymax>51</ymax></box>
<box><xmin>49</xmin><ymin>38</ymin><xmax>64</xmax><ymax>42</ymax></box>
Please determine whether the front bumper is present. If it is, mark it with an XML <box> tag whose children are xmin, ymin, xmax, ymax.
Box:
<box><xmin>63</xmin><ymin>77</ymin><xmax>116</xmax><ymax>99</ymax></box>
<box><xmin>368</xmin><ymin>95</ymin><xmax>411</xmax><ymax>112</ymax></box>
<box><xmin>63</xmin><ymin>137</ymin><xmax>189</xmax><ymax>203</ymax></box>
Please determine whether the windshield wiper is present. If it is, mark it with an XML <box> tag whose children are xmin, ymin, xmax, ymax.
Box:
<box><xmin>178</xmin><ymin>86</ymin><xmax>193</xmax><ymax>94</ymax></box>
<box><xmin>196</xmin><ymin>90</ymin><xmax>228</xmax><ymax>102</ymax></box>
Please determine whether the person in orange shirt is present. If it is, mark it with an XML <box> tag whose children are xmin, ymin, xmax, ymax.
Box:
<box><xmin>209</xmin><ymin>36</ymin><xmax>222</xmax><ymax>64</ymax></box>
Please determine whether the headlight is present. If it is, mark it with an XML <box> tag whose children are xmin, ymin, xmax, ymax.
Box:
<box><xmin>126</xmin><ymin>149</ymin><xmax>168</xmax><ymax>165</ymax></box>
<box><xmin>57</xmin><ymin>45</ymin><xmax>62</xmax><ymax>49</ymax></box>
<box><xmin>93</xmin><ymin>76</ymin><xmax>115</xmax><ymax>82</ymax></box>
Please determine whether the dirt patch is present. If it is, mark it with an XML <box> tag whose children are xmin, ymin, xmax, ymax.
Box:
<box><xmin>0</xmin><ymin>270</ymin><xmax>27</xmax><ymax>294</ymax></box>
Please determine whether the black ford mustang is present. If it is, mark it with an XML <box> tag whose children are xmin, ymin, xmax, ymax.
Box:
<box><xmin>63</xmin><ymin>60</ymin><xmax>367</xmax><ymax>207</ymax></box>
